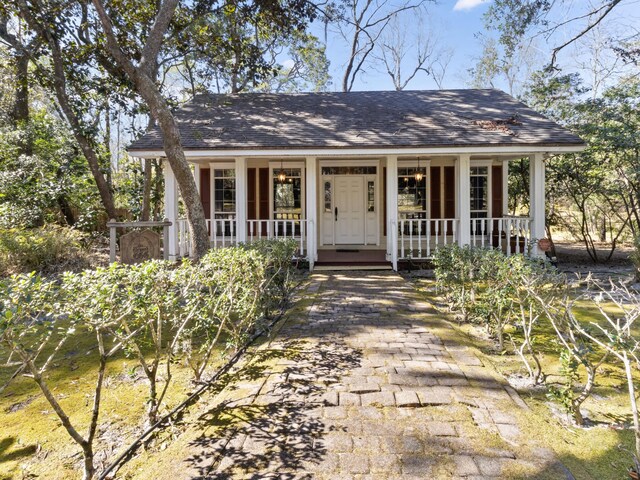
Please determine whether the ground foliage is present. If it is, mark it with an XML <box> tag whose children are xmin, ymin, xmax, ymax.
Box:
<box><xmin>433</xmin><ymin>244</ymin><xmax>640</xmax><ymax>466</ymax></box>
<box><xmin>0</xmin><ymin>239</ymin><xmax>298</xmax><ymax>479</ymax></box>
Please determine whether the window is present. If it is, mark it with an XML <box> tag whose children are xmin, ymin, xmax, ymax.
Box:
<box><xmin>367</xmin><ymin>181</ymin><xmax>375</xmax><ymax>212</ymax></box>
<box><xmin>213</xmin><ymin>168</ymin><xmax>236</xmax><ymax>219</ymax></box>
<box><xmin>324</xmin><ymin>181</ymin><xmax>332</xmax><ymax>213</ymax></box>
<box><xmin>321</xmin><ymin>166</ymin><xmax>377</xmax><ymax>175</ymax></box>
<box><xmin>273</xmin><ymin>168</ymin><xmax>302</xmax><ymax>220</ymax></box>
<box><xmin>397</xmin><ymin>167</ymin><xmax>427</xmax><ymax>220</ymax></box>
<box><xmin>470</xmin><ymin>166</ymin><xmax>488</xmax><ymax>218</ymax></box>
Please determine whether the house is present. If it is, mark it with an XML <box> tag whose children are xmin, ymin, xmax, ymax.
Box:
<box><xmin>127</xmin><ymin>89</ymin><xmax>584</xmax><ymax>271</ymax></box>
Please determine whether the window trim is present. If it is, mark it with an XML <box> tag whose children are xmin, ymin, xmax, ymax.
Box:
<box><xmin>397</xmin><ymin>160</ymin><xmax>431</xmax><ymax>219</ymax></box>
<box><xmin>470</xmin><ymin>160</ymin><xmax>492</xmax><ymax>219</ymax></box>
<box><xmin>209</xmin><ymin>162</ymin><xmax>236</xmax><ymax>220</ymax></box>
<box><xmin>268</xmin><ymin>161</ymin><xmax>306</xmax><ymax>221</ymax></box>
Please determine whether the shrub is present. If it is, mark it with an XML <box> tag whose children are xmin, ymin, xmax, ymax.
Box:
<box><xmin>432</xmin><ymin>244</ymin><xmax>486</xmax><ymax>320</ymax></box>
<box><xmin>0</xmin><ymin>225</ymin><xmax>87</xmax><ymax>275</ymax></box>
<box><xmin>0</xmin><ymin>240</ymin><xmax>298</xmax><ymax>477</ymax></box>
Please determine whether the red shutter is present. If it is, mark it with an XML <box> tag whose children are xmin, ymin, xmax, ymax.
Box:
<box><xmin>258</xmin><ymin>168</ymin><xmax>269</xmax><ymax>220</ymax></box>
<box><xmin>247</xmin><ymin>168</ymin><xmax>257</xmax><ymax>220</ymax></box>
<box><xmin>444</xmin><ymin>166</ymin><xmax>455</xmax><ymax>219</ymax></box>
<box><xmin>430</xmin><ymin>166</ymin><xmax>441</xmax><ymax>219</ymax></box>
<box><xmin>492</xmin><ymin>165</ymin><xmax>503</xmax><ymax>218</ymax></box>
<box><xmin>199</xmin><ymin>168</ymin><xmax>211</xmax><ymax>220</ymax></box>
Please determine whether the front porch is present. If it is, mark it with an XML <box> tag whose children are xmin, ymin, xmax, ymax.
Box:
<box><xmin>164</xmin><ymin>152</ymin><xmax>546</xmax><ymax>271</ymax></box>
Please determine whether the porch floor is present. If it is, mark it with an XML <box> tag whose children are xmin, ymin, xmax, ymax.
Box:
<box><xmin>316</xmin><ymin>249</ymin><xmax>390</xmax><ymax>269</ymax></box>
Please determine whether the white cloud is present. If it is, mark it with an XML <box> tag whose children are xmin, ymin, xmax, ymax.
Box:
<box><xmin>453</xmin><ymin>0</ymin><xmax>490</xmax><ymax>11</ymax></box>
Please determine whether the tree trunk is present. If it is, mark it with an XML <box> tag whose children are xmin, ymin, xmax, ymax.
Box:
<box><xmin>12</xmin><ymin>53</ymin><xmax>30</xmax><ymax>126</ymax></box>
<box><xmin>133</xmin><ymin>73</ymin><xmax>209</xmax><ymax>259</ymax></box>
<box><xmin>57</xmin><ymin>195</ymin><xmax>76</xmax><ymax>226</ymax></box>
<box><xmin>20</xmin><ymin>8</ymin><xmax>119</xmax><ymax>221</ymax></box>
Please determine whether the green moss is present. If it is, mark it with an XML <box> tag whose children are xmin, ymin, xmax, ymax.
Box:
<box><xmin>412</xmin><ymin>276</ymin><xmax>639</xmax><ymax>479</ymax></box>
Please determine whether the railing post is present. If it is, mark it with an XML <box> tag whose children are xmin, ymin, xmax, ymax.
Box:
<box><xmin>163</xmin><ymin>218</ymin><xmax>170</xmax><ymax>260</ymax></box>
<box><xmin>109</xmin><ymin>220</ymin><xmax>117</xmax><ymax>263</ymax></box>
<box><xmin>530</xmin><ymin>153</ymin><xmax>546</xmax><ymax>257</ymax></box>
<box><xmin>163</xmin><ymin>160</ymin><xmax>179</xmax><ymax>260</ymax></box>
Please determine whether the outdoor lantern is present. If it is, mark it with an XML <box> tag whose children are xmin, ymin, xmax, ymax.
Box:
<box><xmin>414</xmin><ymin>158</ymin><xmax>424</xmax><ymax>182</ymax></box>
<box><xmin>277</xmin><ymin>160</ymin><xmax>287</xmax><ymax>183</ymax></box>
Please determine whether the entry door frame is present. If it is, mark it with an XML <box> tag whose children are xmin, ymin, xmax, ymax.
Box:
<box><xmin>318</xmin><ymin>159</ymin><xmax>381</xmax><ymax>247</ymax></box>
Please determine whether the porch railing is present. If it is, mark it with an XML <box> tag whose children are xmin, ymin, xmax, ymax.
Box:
<box><xmin>470</xmin><ymin>216</ymin><xmax>531</xmax><ymax>256</ymax></box>
<box><xmin>206</xmin><ymin>218</ymin><xmax>238</xmax><ymax>248</ymax></box>
<box><xmin>175</xmin><ymin>218</ymin><xmax>307</xmax><ymax>258</ymax></box>
<box><xmin>247</xmin><ymin>219</ymin><xmax>307</xmax><ymax>257</ymax></box>
<box><xmin>397</xmin><ymin>216</ymin><xmax>532</xmax><ymax>260</ymax></box>
<box><xmin>398</xmin><ymin>218</ymin><xmax>458</xmax><ymax>259</ymax></box>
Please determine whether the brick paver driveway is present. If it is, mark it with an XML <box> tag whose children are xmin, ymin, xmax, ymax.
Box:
<box><xmin>185</xmin><ymin>272</ymin><xmax>568</xmax><ymax>479</ymax></box>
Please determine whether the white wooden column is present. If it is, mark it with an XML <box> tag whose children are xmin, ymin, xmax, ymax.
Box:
<box><xmin>235</xmin><ymin>157</ymin><xmax>247</xmax><ymax>243</ymax></box>
<box><xmin>456</xmin><ymin>154</ymin><xmax>471</xmax><ymax>246</ymax></box>
<box><xmin>163</xmin><ymin>160</ymin><xmax>179</xmax><ymax>260</ymax></box>
<box><xmin>529</xmin><ymin>153</ymin><xmax>546</xmax><ymax>257</ymax></box>
<box><xmin>193</xmin><ymin>164</ymin><xmax>201</xmax><ymax>194</ymax></box>
<box><xmin>386</xmin><ymin>155</ymin><xmax>399</xmax><ymax>270</ymax></box>
<box><xmin>305</xmin><ymin>156</ymin><xmax>317</xmax><ymax>270</ymax></box>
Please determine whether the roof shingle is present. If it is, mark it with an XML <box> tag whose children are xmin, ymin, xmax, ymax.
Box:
<box><xmin>128</xmin><ymin>89</ymin><xmax>584</xmax><ymax>152</ymax></box>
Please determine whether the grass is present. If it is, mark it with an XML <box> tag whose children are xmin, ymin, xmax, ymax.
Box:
<box><xmin>0</xmin><ymin>320</ymin><xmax>229</xmax><ymax>480</ymax></box>
<box><xmin>413</xmin><ymin>276</ymin><xmax>640</xmax><ymax>478</ymax></box>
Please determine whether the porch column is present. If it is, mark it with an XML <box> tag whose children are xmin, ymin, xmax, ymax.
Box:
<box><xmin>305</xmin><ymin>156</ymin><xmax>317</xmax><ymax>270</ymax></box>
<box><xmin>529</xmin><ymin>153</ymin><xmax>546</xmax><ymax>257</ymax></box>
<box><xmin>163</xmin><ymin>160</ymin><xmax>179</xmax><ymax>260</ymax></box>
<box><xmin>193</xmin><ymin>164</ymin><xmax>201</xmax><ymax>194</ymax></box>
<box><xmin>235</xmin><ymin>157</ymin><xmax>247</xmax><ymax>243</ymax></box>
<box><xmin>386</xmin><ymin>155</ymin><xmax>398</xmax><ymax>270</ymax></box>
<box><xmin>456</xmin><ymin>154</ymin><xmax>471</xmax><ymax>246</ymax></box>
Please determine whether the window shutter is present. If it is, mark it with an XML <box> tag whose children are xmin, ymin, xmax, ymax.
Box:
<box><xmin>199</xmin><ymin>168</ymin><xmax>211</xmax><ymax>219</ymax></box>
<box><xmin>430</xmin><ymin>166</ymin><xmax>441</xmax><ymax>219</ymax></box>
<box><xmin>492</xmin><ymin>165</ymin><xmax>503</xmax><ymax>218</ymax></box>
<box><xmin>247</xmin><ymin>168</ymin><xmax>257</xmax><ymax>220</ymax></box>
<box><xmin>258</xmin><ymin>168</ymin><xmax>269</xmax><ymax>220</ymax></box>
<box><xmin>444</xmin><ymin>166</ymin><xmax>455</xmax><ymax>219</ymax></box>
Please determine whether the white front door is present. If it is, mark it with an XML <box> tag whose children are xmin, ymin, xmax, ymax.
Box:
<box><xmin>335</xmin><ymin>176</ymin><xmax>365</xmax><ymax>244</ymax></box>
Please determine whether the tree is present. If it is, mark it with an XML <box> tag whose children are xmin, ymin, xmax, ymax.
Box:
<box><xmin>373</xmin><ymin>9</ymin><xmax>449</xmax><ymax>90</ymax></box>
<box><xmin>0</xmin><ymin>15</ymin><xmax>39</xmax><ymax>127</ymax></box>
<box><xmin>467</xmin><ymin>35</ymin><xmax>541</xmax><ymax>96</ymax></box>
<box><xmin>5</xmin><ymin>2</ymin><xmax>120</xmax><ymax>221</ymax></box>
<box><xmin>177</xmin><ymin>1</ymin><xmax>323</xmax><ymax>95</ymax></box>
<box><xmin>332</xmin><ymin>0</ymin><xmax>430</xmax><ymax>92</ymax></box>
<box><xmin>485</xmin><ymin>0</ymin><xmax>631</xmax><ymax>68</ymax></box>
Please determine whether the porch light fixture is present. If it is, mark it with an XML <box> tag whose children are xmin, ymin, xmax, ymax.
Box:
<box><xmin>414</xmin><ymin>158</ymin><xmax>424</xmax><ymax>182</ymax></box>
<box><xmin>277</xmin><ymin>160</ymin><xmax>287</xmax><ymax>183</ymax></box>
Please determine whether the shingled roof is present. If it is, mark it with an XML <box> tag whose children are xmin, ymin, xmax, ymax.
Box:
<box><xmin>128</xmin><ymin>89</ymin><xmax>584</xmax><ymax>152</ymax></box>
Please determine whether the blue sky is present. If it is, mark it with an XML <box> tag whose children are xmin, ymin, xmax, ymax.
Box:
<box><xmin>316</xmin><ymin>0</ymin><xmax>495</xmax><ymax>91</ymax></box>
<box><xmin>313</xmin><ymin>0</ymin><xmax>640</xmax><ymax>93</ymax></box>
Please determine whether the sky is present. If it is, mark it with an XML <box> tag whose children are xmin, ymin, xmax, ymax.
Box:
<box><xmin>314</xmin><ymin>0</ymin><xmax>501</xmax><ymax>92</ymax></box>
<box><xmin>312</xmin><ymin>0</ymin><xmax>640</xmax><ymax>94</ymax></box>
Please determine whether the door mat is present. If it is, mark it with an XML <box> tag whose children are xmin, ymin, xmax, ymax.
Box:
<box><xmin>335</xmin><ymin>249</ymin><xmax>360</xmax><ymax>253</ymax></box>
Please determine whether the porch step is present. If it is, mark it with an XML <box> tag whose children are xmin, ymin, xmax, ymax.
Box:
<box><xmin>314</xmin><ymin>264</ymin><xmax>393</xmax><ymax>271</ymax></box>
